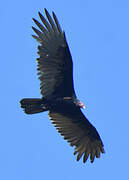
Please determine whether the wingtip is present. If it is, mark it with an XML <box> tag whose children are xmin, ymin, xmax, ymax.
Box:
<box><xmin>90</xmin><ymin>159</ymin><xmax>94</xmax><ymax>163</ymax></box>
<box><xmin>44</xmin><ymin>8</ymin><xmax>48</xmax><ymax>15</ymax></box>
<box><xmin>100</xmin><ymin>143</ymin><xmax>105</xmax><ymax>154</ymax></box>
<box><xmin>101</xmin><ymin>147</ymin><xmax>105</xmax><ymax>154</ymax></box>
<box><xmin>32</xmin><ymin>26</ymin><xmax>35</xmax><ymax>30</ymax></box>
<box><xmin>38</xmin><ymin>11</ymin><xmax>42</xmax><ymax>17</ymax></box>
<box><xmin>32</xmin><ymin>18</ymin><xmax>37</xmax><ymax>23</ymax></box>
<box><xmin>52</xmin><ymin>11</ymin><xmax>56</xmax><ymax>17</ymax></box>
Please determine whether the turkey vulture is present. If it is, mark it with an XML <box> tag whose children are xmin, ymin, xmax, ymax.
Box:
<box><xmin>20</xmin><ymin>9</ymin><xmax>105</xmax><ymax>163</ymax></box>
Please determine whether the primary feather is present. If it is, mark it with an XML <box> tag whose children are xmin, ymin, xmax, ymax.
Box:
<box><xmin>20</xmin><ymin>8</ymin><xmax>105</xmax><ymax>163</ymax></box>
<box><xmin>32</xmin><ymin>9</ymin><xmax>75</xmax><ymax>99</ymax></box>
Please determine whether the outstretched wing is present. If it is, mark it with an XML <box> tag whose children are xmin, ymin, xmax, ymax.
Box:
<box><xmin>48</xmin><ymin>103</ymin><xmax>105</xmax><ymax>163</ymax></box>
<box><xmin>32</xmin><ymin>9</ymin><xmax>76</xmax><ymax>99</ymax></box>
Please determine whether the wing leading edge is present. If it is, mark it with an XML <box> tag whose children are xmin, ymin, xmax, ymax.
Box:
<box><xmin>32</xmin><ymin>9</ymin><xmax>76</xmax><ymax>99</ymax></box>
<box><xmin>48</xmin><ymin>102</ymin><xmax>104</xmax><ymax>163</ymax></box>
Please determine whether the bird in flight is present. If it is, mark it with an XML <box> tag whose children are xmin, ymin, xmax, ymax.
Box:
<box><xmin>20</xmin><ymin>8</ymin><xmax>105</xmax><ymax>163</ymax></box>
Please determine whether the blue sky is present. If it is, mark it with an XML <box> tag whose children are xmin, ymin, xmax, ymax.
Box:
<box><xmin>0</xmin><ymin>0</ymin><xmax>129</xmax><ymax>179</ymax></box>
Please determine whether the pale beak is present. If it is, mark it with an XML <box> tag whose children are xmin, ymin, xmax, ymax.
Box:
<box><xmin>82</xmin><ymin>105</ymin><xmax>86</xmax><ymax>109</ymax></box>
<box><xmin>78</xmin><ymin>101</ymin><xmax>86</xmax><ymax>109</ymax></box>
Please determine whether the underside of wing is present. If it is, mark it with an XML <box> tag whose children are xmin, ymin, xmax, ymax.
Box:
<box><xmin>32</xmin><ymin>9</ymin><xmax>76</xmax><ymax>99</ymax></box>
<box><xmin>48</xmin><ymin>104</ymin><xmax>105</xmax><ymax>163</ymax></box>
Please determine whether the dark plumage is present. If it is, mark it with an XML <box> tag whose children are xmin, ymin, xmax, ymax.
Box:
<box><xmin>20</xmin><ymin>9</ymin><xmax>105</xmax><ymax>163</ymax></box>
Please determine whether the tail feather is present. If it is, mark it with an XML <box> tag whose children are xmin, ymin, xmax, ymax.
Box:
<box><xmin>20</xmin><ymin>98</ymin><xmax>47</xmax><ymax>114</ymax></box>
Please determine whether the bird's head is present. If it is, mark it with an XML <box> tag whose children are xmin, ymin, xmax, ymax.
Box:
<box><xmin>76</xmin><ymin>100</ymin><xmax>86</xmax><ymax>109</ymax></box>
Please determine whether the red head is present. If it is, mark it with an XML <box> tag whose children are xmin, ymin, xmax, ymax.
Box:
<box><xmin>77</xmin><ymin>100</ymin><xmax>85</xmax><ymax>109</ymax></box>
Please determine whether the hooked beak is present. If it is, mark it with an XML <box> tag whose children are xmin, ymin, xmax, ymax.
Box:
<box><xmin>82</xmin><ymin>105</ymin><xmax>86</xmax><ymax>109</ymax></box>
<box><xmin>78</xmin><ymin>101</ymin><xmax>86</xmax><ymax>109</ymax></box>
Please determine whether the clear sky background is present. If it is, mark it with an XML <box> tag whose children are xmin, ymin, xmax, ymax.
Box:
<box><xmin>0</xmin><ymin>0</ymin><xmax>129</xmax><ymax>179</ymax></box>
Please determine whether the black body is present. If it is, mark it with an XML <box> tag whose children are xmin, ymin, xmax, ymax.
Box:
<box><xmin>20</xmin><ymin>9</ymin><xmax>105</xmax><ymax>163</ymax></box>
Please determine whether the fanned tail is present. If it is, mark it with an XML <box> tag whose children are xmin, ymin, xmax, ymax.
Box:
<box><xmin>20</xmin><ymin>98</ymin><xmax>47</xmax><ymax>114</ymax></box>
